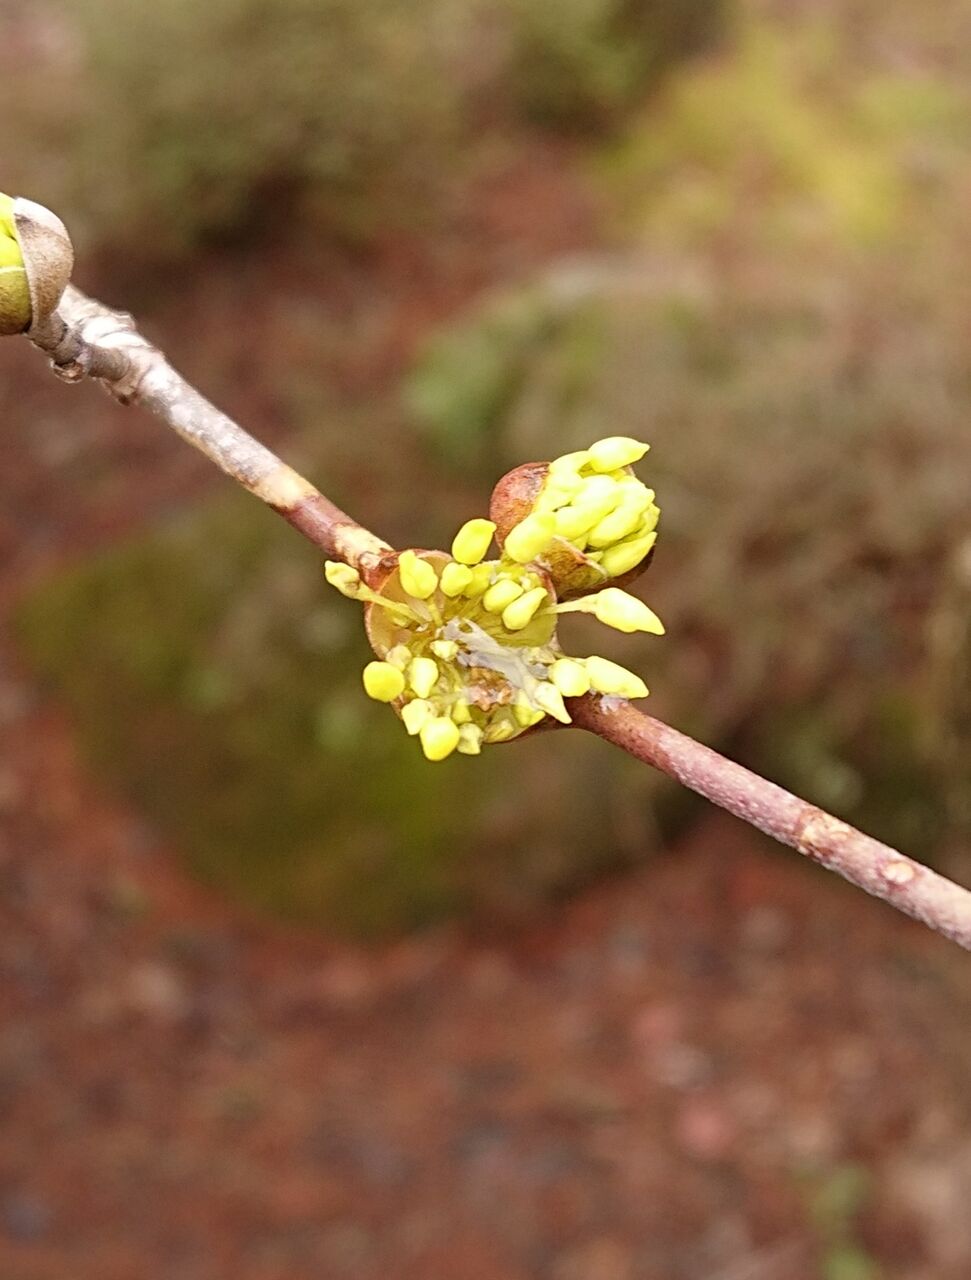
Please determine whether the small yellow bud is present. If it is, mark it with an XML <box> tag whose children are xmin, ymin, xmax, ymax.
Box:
<box><xmin>483</xmin><ymin>577</ymin><xmax>525</xmax><ymax>614</ymax></box>
<box><xmin>586</xmin><ymin>502</ymin><xmax>645</xmax><ymax>549</ymax></box>
<box><xmin>440</xmin><ymin>562</ymin><xmax>474</xmax><ymax>597</ymax></box>
<box><xmin>549</xmin><ymin>658</ymin><xmax>591</xmax><ymax>698</ymax></box>
<box><xmin>550</xmin><ymin>450</ymin><xmax>588</xmax><ymax>476</ymax></box>
<box><xmin>638</xmin><ymin>505</ymin><xmax>660</xmax><ymax>536</ymax></box>
<box><xmin>587</xmin><ymin>436</ymin><xmax>649</xmax><ymax>473</ymax></box>
<box><xmin>534</xmin><ymin>681</ymin><xmax>572</xmax><ymax>724</ymax></box>
<box><xmin>324</xmin><ymin>561</ymin><xmax>362</xmax><ymax>598</ymax></box>
<box><xmin>408</xmin><ymin>656</ymin><xmax>440</xmax><ymax>698</ymax></box>
<box><xmin>463</xmin><ymin>563</ymin><xmax>494</xmax><ymax>596</ymax></box>
<box><xmin>513</xmin><ymin>692</ymin><xmax>538</xmax><ymax>727</ymax></box>
<box><xmin>612</xmin><ymin>477</ymin><xmax>653</xmax><ymax>512</ymax></box>
<box><xmin>578</xmin><ymin>475</ymin><xmax>620</xmax><ymax>506</ymax></box>
<box><xmin>401</xmin><ymin>699</ymin><xmax>434</xmax><ymax>735</ymax></box>
<box><xmin>450</xmin><ymin>698</ymin><xmax>472</xmax><ymax>724</ymax></box>
<box><xmin>362</xmin><ymin>661</ymin><xmax>406</xmax><ymax>702</ymax></box>
<box><xmin>593</xmin><ymin>588</ymin><xmax>664</xmax><ymax>634</ymax></box>
<box><xmin>431</xmin><ymin>639</ymin><xmax>459</xmax><ymax>661</ymax></box>
<box><xmin>501</xmin><ymin>586</ymin><xmax>548</xmax><ymax>632</ymax></box>
<box><xmin>540</xmin><ymin>482</ymin><xmax>581</xmax><ymax>510</ymax></box>
<box><xmin>553</xmin><ymin>479</ymin><xmax>620</xmax><ymax>540</ymax></box>
<box><xmin>558</xmin><ymin>587</ymin><xmax>664</xmax><ymax>635</ymax></box>
<box><xmin>0</xmin><ymin>196</ymin><xmax>73</xmax><ymax>333</ymax></box>
<box><xmin>420</xmin><ymin>716</ymin><xmax>461</xmax><ymax>762</ymax></box>
<box><xmin>0</xmin><ymin>196</ymin><xmax>19</xmax><ymax>242</ymax></box>
<box><xmin>398</xmin><ymin>550</ymin><xmax>439</xmax><ymax>600</ymax></box>
<box><xmin>503</xmin><ymin>513</ymin><xmax>556</xmax><ymax>564</ymax></box>
<box><xmin>549</xmin><ymin>450</ymin><xmax>591</xmax><ymax>479</ymax></box>
<box><xmin>554</xmin><ymin>503</ymin><xmax>604</xmax><ymax>541</ymax></box>
<box><xmin>599</xmin><ymin>531</ymin><xmax>657</xmax><ymax>577</ymax></box>
<box><xmin>483</xmin><ymin>718</ymin><xmax>518</xmax><ymax>744</ymax></box>
<box><xmin>451</xmin><ymin>518</ymin><xmax>496</xmax><ymax>566</ymax></box>
<box><xmin>0</xmin><ymin>194</ymin><xmax>31</xmax><ymax>335</ymax></box>
<box><xmin>585</xmin><ymin>656</ymin><xmax>649</xmax><ymax>699</ymax></box>
<box><xmin>456</xmin><ymin>724</ymin><xmax>483</xmax><ymax>755</ymax></box>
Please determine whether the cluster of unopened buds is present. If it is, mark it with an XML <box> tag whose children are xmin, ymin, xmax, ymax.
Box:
<box><xmin>326</xmin><ymin>436</ymin><xmax>664</xmax><ymax>762</ymax></box>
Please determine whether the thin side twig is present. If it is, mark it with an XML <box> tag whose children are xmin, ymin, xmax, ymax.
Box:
<box><xmin>22</xmin><ymin>286</ymin><xmax>971</xmax><ymax>953</ymax></box>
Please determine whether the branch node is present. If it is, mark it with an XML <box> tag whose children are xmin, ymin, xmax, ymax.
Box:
<box><xmin>881</xmin><ymin>860</ymin><xmax>917</xmax><ymax>887</ymax></box>
<box><xmin>795</xmin><ymin>810</ymin><xmax>851</xmax><ymax>863</ymax></box>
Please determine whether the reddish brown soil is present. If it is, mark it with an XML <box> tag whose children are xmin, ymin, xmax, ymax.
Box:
<box><xmin>1</xmin><ymin>151</ymin><xmax>970</xmax><ymax>1280</ymax></box>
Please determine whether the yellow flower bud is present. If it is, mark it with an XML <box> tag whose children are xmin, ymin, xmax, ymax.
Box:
<box><xmin>578</xmin><ymin>475</ymin><xmax>620</xmax><ymax>507</ymax></box>
<box><xmin>503</xmin><ymin>513</ymin><xmax>556</xmax><ymax>564</ymax></box>
<box><xmin>549</xmin><ymin>449</ymin><xmax>591</xmax><ymax>478</ymax></box>
<box><xmin>408</xmin><ymin>656</ymin><xmax>440</xmax><ymax>698</ymax></box>
<box><xmin>587</xmin><ymin>436</ymin><xmax>649</xmax><ymax>473</ymax></box>
<box><xmin>483</xmin><ymin>577</ymin><xmax>524</xmax><ymax>614</ymax></box>
<box><xmin>612</xmin><ymin>477</ymin><xmax>653</xmax><ymax>512</ymax></box>
<box><xmin>501</xmin><ymin>586</ymin><xmax>548</xmax><ymax>632</ymax></box>
<box><xmin>463</xmin><ymin>563</ymin><xmax>494</xmax><ymax>596</ymax></box>
<box><xmin>401</xmin><ymin>699</ymin><xmax>434</xmax><ymax>735</ymax></box>
<box><xmin>0</xmin><ymin>196</ymin><xmax>73</xmax><ymax>332</ymax></box>
<box><xmin>513</xmin><ymin>692</ymin><xmax>538</xmax><ymax>727</ymax></box>
<box><xmin>554</xmin><ymin>503</ymin><xmax>604</xmax><ymax>541</ymax></box>
<box><xmin>639</xmin><ymin>505</ymin><xmax>660</xmax><ymax>536</ymax></box>
<box><xmin>549</xmin><ymin>658</ymin><xmax>591</xmax><ymax>698</ymax></box>
<box><xmin>586</xmin><ymin>502</ymin><xmax>645</xmax><ymax>549</ymax></box>
<box><xmin>398</xmin><ymin>550</ymin><xmax>439</xmax><ymax>600</ymax></box>
<box><xmin>541</xmin><ymin>482</ymin><xmax>582</xmax><ymax>509</ymax></box>
<box><xmin>534</xmin><ymin>681</ymin><xmax>572</xmax><ymax>724</ymax></box>
<box><xmin>0</xmin><ymin>196</ymin><xmax>19</xmax><ymax>242</ymax></box>
<box><xmin>585</xmin><ymin>656</ymin><xmax>649</xmax><ymax>699</ymax></box>
<box><xmin>420</xmin><ymin>716</ymin><xmax>461</xmax><ymax>762</ymax></box>
<box><xmin>324</xmin><ymin>561</ymin><xmax>363</xmax><ymax>599</ymax></box>
<box><xmin>601</xmin><ymin>533</ymin><xmax>657</xmax><ymax>576</ymax></box>
<box><xmin>599</xmin><ymin>532</ymin><xmax>657</xmax><ymax>578</ymax></box>
<box><xmin>553</xmin><ymin>479</ymin><xmax>620</xmax><ymax>539</ymax></box>
<box><xmin>440</xmin><ymin>562</ymin><xmax>474</xmax><ymax>597</ymax></box>
<box><xmin>451</xmin><ymin>518</ymin><xmax>496</xmax><ymax>566</ymax></box>
<box><xmin>593</xmin><ymin>588</ymin><xmax>664</xmax><ymax>634</ymax></box>
<box><xmin>450</xmin><ymin>698</ymin><xmax>472</xmax><ymax>724</ymax></box>
<box><xmin>456</xmin><ymin>724</ymin><xmax>483</xmax><ymax>755</ymax></box>
<box><xmin>362</xmin><ymin>661</ymin><xmax>406</xmax><ymax>702</ymax></box>
<box><xmin>483</xmin><ymin>718</ymin><xmax>518</xmax><ymax>744</ymax></box>
<box><xmin>0</xmin><ymin>194</ymin><xmax>31</xmax><ymax>335</ymax></box>
<box><xmin>431</xmin><ymin>639</ymin><xmax>459</xmax><ymax>661</ymax></box>
<box><xmin>558</xmin><ymin>588</ymin><xmax>664</xmax><ymax>635</ymax></box>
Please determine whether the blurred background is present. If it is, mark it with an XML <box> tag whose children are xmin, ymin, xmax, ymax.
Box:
<box><xmin>1</xmin><ymin>0</ymin><xmax>970</xmax><ymax>1275</ymax></box>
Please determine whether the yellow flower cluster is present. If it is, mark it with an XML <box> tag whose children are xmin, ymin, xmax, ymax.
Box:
<box><xmin>324</xmin><ymin>436</ymin><xmax>664</xmax><ymax>762</ymax></box>
<box><xmin>502</xmin><ymin>436</ymin><xmax>660</xmax><ymax>597</ymax></box>
<box><xmin>0</xmin><ymin>194</ymin><xmax>31</xmax><ymax>335</ymax></box>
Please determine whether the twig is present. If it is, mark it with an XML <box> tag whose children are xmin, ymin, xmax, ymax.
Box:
<box><xmin>29</xmin><ymin>286</ymin><xmax>392</xmax><ymax>575</ymax></box>
<box><xmin>22</xmin><ymin>286</ymin><xmax>971</xmax><ymax>953</ymax></box>
<box><xmin>571</xmin><ymin>697</ymin><xmax>971</xmax><ymax>950</ymax></box>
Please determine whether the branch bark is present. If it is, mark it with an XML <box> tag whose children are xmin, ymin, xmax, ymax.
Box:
<box><xmin>29</xmin><ymin>286</ymin><xmax>392</xmax><ymax>574</ymax></box>
<box><xmin>571</xmin><ymin>696</ymin><xmax>971</xmax><ymax>950</ymax></box>
<box><xmin>22</xmin><ymin>286</ymin><xmax>971</xmax><ymax>953</ymax></box>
